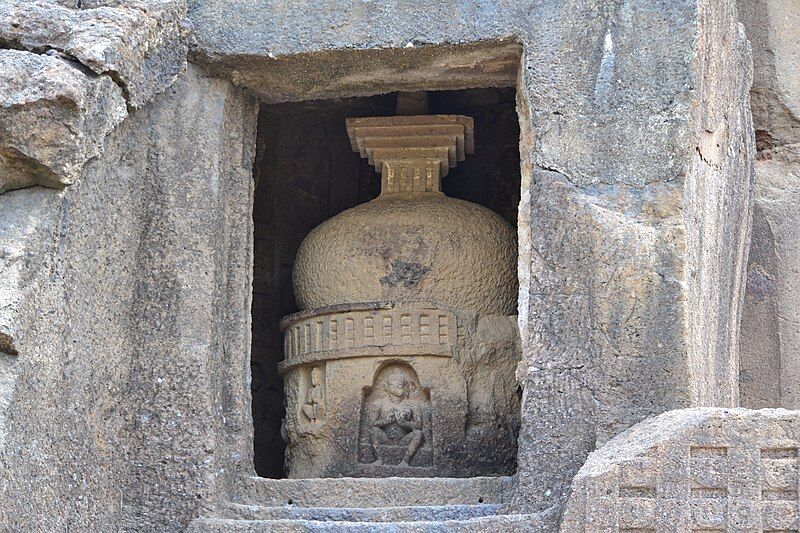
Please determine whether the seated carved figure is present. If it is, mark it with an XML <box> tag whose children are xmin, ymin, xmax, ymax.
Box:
<box><xmin>365</xmin><ymin>367</ymin><xmax>426</xmax><ymax>467</ymax></box>
<box><xmin>301</xmin><ymin>366</ymin><xmax>325</xmax><ymax>422</ymax></box>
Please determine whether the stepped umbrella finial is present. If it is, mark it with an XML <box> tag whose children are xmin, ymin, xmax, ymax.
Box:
<box><xmin>345</xmin><ymin>115</ymin><xmax>474</xmax><ymax>194</ymax></box>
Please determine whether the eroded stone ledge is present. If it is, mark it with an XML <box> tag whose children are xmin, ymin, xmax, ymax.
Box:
<box><xmin>0</xmin><ymin>49</ymin><xmax>127</xmax><ymax>193</ymax></box>
<box><xmin>0</xmin><ymin>0</ymin><xmax>189</xmax><ymax>108</ymax></box>
<box><xmin>0</xmin><ymin>0</ymin><xmax>190</xmax><ymax>194</ymax></box>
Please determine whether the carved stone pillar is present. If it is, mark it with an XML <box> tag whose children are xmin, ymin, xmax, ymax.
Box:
<box><xmin>281</xmin><ymin>114</ymin><xmax>520</xmax><ymax>478</ymax></box>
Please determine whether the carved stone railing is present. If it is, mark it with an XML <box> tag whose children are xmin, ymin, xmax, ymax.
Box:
<box><xmin>279</xmin><ymin>301</ymin><xmax>469</xmax><ymax>372</ymax></box>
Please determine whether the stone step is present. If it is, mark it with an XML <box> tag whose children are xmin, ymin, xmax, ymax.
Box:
<box><xmin>221</xmin><ymin>502</ymin><xmax>503</xmax><ymax>522</ymax></box>
<box><xmin>238</xmin><ymin>475</ymin><xmax>515</xmax><ymax>508</ymax></box>
<box><xmin>188</xmin><ymin>514</ymin><xmax>545</xmax><ymax>532</ymax></box>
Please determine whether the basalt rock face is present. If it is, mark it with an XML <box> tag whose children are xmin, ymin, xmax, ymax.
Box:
<box><xmin>282</xmin><ymin>115</ymin><xmax>521</xmax><ymax>479</ymax></box>
<box><xmin>0</xmin><ymin>0</ymin><xmax>189</xmax><ymax>194</ymax></box>
<box><xmin>0</xmin><ymin>0</ymin><xmax>782</xmax><ymax>530</ymax></box>
<box><xmin>0</xmin><ymin>65</ymin><xmax>257</xmax><ymax>532</ymax></box>
<box><xmin>0</xmin><ymin>50</ymin><xmax>127</xmax><ymax>193</ymax></box>
<box><xmin>0</xmin><ymin>0</ymin><xmax>190</xmax><ymax>109</ymax></box>
<box><xmin>738</xmin><ymin>0</ymin><xmax>800</xmax><ymax>410</ymax></box>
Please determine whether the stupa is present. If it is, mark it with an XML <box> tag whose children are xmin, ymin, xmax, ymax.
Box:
<box><xmin>280</xmin><ymin>107</ymin><xmax>520</xmax><ymax>478</ymax></box>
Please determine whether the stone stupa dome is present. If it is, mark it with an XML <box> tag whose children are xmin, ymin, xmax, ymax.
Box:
<box><xmin>292</xmin><ymin>114</ymin><xmax>517</xmax><ymax>317</ymax></box>
<box><xmin>292</xmin><ymin>190</ymin><xmax>517</xmax><ymax>316</ymax></box>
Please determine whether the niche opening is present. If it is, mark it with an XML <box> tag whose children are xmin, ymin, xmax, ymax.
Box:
<box><xmin>251</xmin><ymin>87</ymin><xmax>521</xmax><ymax>478</ymax></box>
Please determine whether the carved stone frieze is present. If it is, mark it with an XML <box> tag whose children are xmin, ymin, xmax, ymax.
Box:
<box><xmin>279</xmin><ymin>302</ymin><xmax>465</xmax><ymax>372</ymax></box>
<box><xmin>561</xmin><ymin>408</ymin><xmax>800</xmax><ymax>532</ymax></box>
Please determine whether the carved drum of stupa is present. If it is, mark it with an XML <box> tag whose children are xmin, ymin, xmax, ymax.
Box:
<box><xmin>280</xmin><ymin>114</ymin><xmax>520</xmax><ymax>478</ymax></box>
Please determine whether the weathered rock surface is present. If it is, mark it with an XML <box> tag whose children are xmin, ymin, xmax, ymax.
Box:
<box><xmin>0</xmin><ymin>0</ymin><xmax>193</xmax><ymax>197</ymax></box>
<box><xmin>740</xmin><ymin>150</ymin><xmax>800</xmax><ymax>409</ymax></box>
<box><xmin>0</xmin><ymin>187</ymin><xmax>61</xmax><ymax>456</ymax></box>
<box><xmin>0</xmin><ymin>64</ymin><xmax>257</xmax><ymax>532</ymax></box>
<box><xmin>738</xmin><ymin>0</ymin><xmax>800</xmax><ymax>150</ymax></box>
<box><xmin>0</xmin><ymin>0</ymin><xmax>764</xmax><ymax>530</ymax></box>
<box><xmin>738</xmin><ymin>0</ymin><xmax>800</xmax><ymax>409</ymax></box>
<box><xmin>515</xmin><ymin>0</ymin><xmax>753</xmax><ymax>516</ymax></box>
<box><xmin>0</xmin><ymin>0</ymin><xmax>189</xmax><ymax>108</ymax></box>
<box><xmin>0</xmin><ymin>0</ymin><xmax>190</xmax><ymax>194</ymax></box>
<box><xmin>683</xmin><ymin>0</ymin><xmax>754</xmax><ymax>408</ymax></box>
<box><xmin>561</xmin><ymin>408</ymin><xmax>800</xmax><ymax>532</ymax></box>
<box><xmin>0</xmin><ymin>49</ymin><xmax>126</xmax><ymax>193</ymax></box>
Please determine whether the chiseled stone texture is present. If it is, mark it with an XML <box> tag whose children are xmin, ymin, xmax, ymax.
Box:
<box><xmin>188</xmin><ymin>514</ymin><xmax>553</xmax><ymax>532</ymax></box>
<box><xmin>516</xmin><ymin>0</ymin><xmax>753</xmax><ymax>515</ymax></box>
<box><xmin>683</xmin><ymin>0</ymin><xmax>754</xmax><ymax>408</ymax></box>
<box><xmin>0</xmin><ymin>49</ymin><xmax>127</xmax><ymax>193</ymax></box>
<box><xmin>0</xmin><ymin>188</ymin><xmax>61</xmax><ymax>454</ymax></box>
<box><xmin>740</xmin><ymin>151</ymin><xmax>800</xmax><ymax>409</ymax></box>
<box><xmin>738</xmin><ymin>0</ymin><xmax>800</xmax><ymax>409</ymax></box>
<box><xmin>293</xmin><ymin>193</ymin><xmax>517</xmax><ymax>317</ymax></box>
<box><xmin>187</xmin><ymin>476</ymin><xmax>557</xmax><ymax>532</ymax></box>
<box><xmin>561</xmin><ymin>408</ymin><xmax>800</xmax><ymax>532</ymax></box>
<box><xmin>0</xmin><ymin>64</ymin><xmax>256</xmax><ymax>532</ymax></box>
<box><xmin>237</xmin><ymin>475</ymin><xmax>516</xmax><ymax>507</ymax></box>
<box><xmin>0</xmin><ymin>0</ymin><xmax>189</xmax><ymax>109</ymax></box>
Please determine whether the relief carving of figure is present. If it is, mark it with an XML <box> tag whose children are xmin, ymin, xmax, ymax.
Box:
<box><xmin>358</xmin><ymin>363</ymin><xmax>432</xmax><ymax>468</ymax></box>
<box><xmin>301</xmin><ymin>366</ymin><xmax>325</xmax><ymax>423</ymax></box>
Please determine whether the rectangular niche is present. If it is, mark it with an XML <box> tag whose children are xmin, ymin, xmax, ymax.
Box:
<box><xmin>250</xmin><ymin>87</ymin><xmax>521</xmax><ymax>478</ymax></box>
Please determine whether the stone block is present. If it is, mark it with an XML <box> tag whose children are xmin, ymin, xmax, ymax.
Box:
<box><xmin>238</xmin><ymin>475</ymin><xmax>515</xmax><ymax>508</ymax></box>
<box><xmin>561</xmin><ymin>408</ymin><xmax>800</xmax><ymax>532</ymax></box>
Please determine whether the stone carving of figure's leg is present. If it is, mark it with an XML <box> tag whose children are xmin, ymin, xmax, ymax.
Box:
<box><xmin>301</xmin><ymin>403</ymin><xmax>315</xmax><ymax>421</ymax></box>
<box><xmin>369</xmin><ymin>427</ymin><xmax>388</xmax><ymax>465</ymax></box>
<box><xmin>399</xmin><ymin>429</ymin><xmax>423</xmax><ymax>467</ymax></box>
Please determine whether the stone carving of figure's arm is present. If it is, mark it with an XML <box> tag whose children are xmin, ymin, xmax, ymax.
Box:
<box><xmin>395</xmin><ymin>405</ymin><xmax>422</xmax><ymax>431</ymax></box>
<box><xmin>301</xmin><ymin>385</ymin><xmax>324</xmax><ymax>421</ymax></box>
